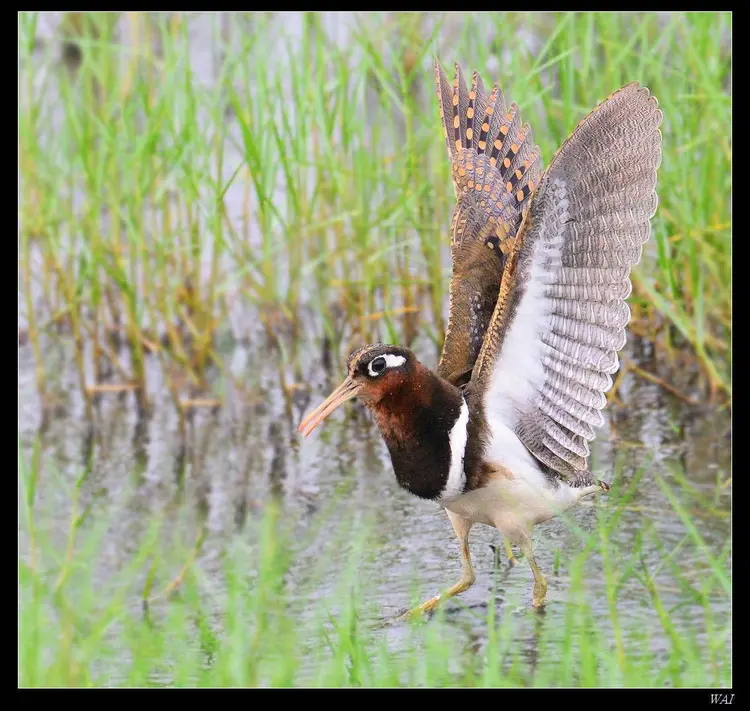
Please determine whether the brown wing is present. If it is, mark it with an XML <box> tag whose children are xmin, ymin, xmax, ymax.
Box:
<box><xmin>433</xmin><ymin>59</ymin><xmax>542</xmax><ymax>387</ymax></box>
<box><xmin>467</xmin><ymin>82</ymin><xmax>663</xmax><ymax>486</ymax></box>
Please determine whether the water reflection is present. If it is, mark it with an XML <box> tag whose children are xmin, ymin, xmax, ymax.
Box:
<box><xmin>18</xmin><ymin>11</ymin><xmax>730</xmax><ymax>684</ymax></box>
<box><xmin>18</xmin><ymin>325</ymin><xmax>731</xmax><ymax>680</ymax></box>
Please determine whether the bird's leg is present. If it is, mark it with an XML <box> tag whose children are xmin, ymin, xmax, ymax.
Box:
<box><xmin>503</xmin><ymin>538</ymin><xmax>519</xmax><ymax>567</ymax></box>
<box><xmin>519</xmin><ymin>537</ymin><xmax>547</xmax><ymax>608</ymax></box>
<box><xmin>398</xmin><ymin>510</ymin><xmax>474</xmax><ymax>620</ymax></box>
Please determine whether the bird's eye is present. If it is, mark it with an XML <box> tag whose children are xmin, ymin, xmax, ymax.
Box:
<box><xmin>370</xmin><ymin>356</ymin><xmax>386</xmax><ymax>374</ymax></box>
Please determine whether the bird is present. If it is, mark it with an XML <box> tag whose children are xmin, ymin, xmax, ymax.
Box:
<box><xmin>298</xmin><ymin>58</ymin><xmax>663</xmax><ymax>618</ymax></box>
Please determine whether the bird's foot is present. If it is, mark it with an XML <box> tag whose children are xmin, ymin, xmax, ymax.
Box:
<box><xmin>390</xmin><ymin>594</ymin><xmax>441</xmax><ymax>624</ymax></box>
<box><xmin>504</xmin><ymin>538</ymin><xmax>520</xmax><ymax>567</ymax></box>
<box><xmin>532</xmin><ymin>579</ymin><xmax>548</xmax><ymax>609</ymax></box>
<box><xmin>389</xmin><ymin>574</ymin><xmax>476</xmax><ymax>625</ymax></box>
<box><xmin>490</xmin><ymin>541</ymin><xmax>521</xmax><ymax>568</ymax></box>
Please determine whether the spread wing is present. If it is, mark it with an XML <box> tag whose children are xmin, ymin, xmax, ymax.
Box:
<box><xmin>467</xmin><ymin>82</ymin><xmax>663</xmax><ymax>486</ymax></box>
<box><xmin>433</xmin><ymin>60</ymin><xmax>542</xmax><ymax>387</ymax></box>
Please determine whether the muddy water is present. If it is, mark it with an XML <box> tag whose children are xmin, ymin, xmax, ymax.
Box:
<box><xmin>19</xmin><ymin>12</ymin><xmax>731</xmax><ymax>683</ymax></box>
<box><xmin>18</xmin><ymin>322</ymin><xmax>731</xmax><ymax>677</ymax></box>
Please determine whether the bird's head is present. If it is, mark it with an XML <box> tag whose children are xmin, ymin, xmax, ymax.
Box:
<box><xmin>297</xmin><ymin>344</ymin><xmax>416</xmax><ymax>437</ymax></box>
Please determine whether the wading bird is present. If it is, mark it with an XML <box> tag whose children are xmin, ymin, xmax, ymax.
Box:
<box><xmin>299</xmin><ymin>59</ymin><xmax>662</xmax><ymax>618</ymax></box>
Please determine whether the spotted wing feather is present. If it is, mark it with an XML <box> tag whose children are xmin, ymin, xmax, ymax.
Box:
<box><xmin>434</xmin><ymin>59</ymin><xmax>542</xmax><ymax>387</ymax></box>
<box><xmin>468</xmin><ymin>82</ymin><xmax>663</xmax><ymax>486</ymax></box>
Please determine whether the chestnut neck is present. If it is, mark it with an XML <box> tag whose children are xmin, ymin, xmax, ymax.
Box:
<box><xmin>368</xmin><ymin>363</ymin><xmax>465</xmax><ymax>500</ymax></box>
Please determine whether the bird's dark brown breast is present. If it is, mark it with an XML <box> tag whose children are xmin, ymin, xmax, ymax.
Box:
<box><xmin>369</xmin><ymin>368</ymin><xmax>464</xmax><ymax>501</ymax></box>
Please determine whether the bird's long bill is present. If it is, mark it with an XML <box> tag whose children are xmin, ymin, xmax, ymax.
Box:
<box><xmin>298</xmin><ymin>376</ymin><xmax>362</xmax><ymax>437</ymax></box>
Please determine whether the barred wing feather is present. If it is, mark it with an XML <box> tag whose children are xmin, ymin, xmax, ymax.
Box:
<box><xmin>433</xmin><ymin>59</ymin><xmax>542</xmax><ymax>387</ymax></box>
<box><xmin>468</xmin><ymin>82</ymin><xmax>663</xmax><ymax>486</ymax></box>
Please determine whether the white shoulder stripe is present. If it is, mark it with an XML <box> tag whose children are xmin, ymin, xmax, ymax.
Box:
<box><xmin>440</xmin><ymin>395</ymin><xmax>469</xmax><ymax>502</ymax></box>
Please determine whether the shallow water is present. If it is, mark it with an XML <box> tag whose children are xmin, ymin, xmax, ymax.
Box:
<box><xmin>19</xmin><ymin>12</ymin><xmax>731</xmax><ymax>685</ymax></box>
<box><xmin>18</xmin><ymin>318</ymin><xmax>731</xmax><ymax>682</ymax></box>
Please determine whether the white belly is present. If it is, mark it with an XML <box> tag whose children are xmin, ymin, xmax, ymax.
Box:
<box><xmin>443</xmin><ymin>473</ymin><xmax>581</xmax><ymax>531</ymax></box>
<box><xmin>441</xmin><ymin>420</ymin><xmax>594</xmax><ymax>541</ymax></box>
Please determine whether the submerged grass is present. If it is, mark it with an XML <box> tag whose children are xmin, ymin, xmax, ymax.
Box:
<box><xmin>18</xmin><ymin>11</ymin><xmax>731</xmax><ymax>428</ymax></box>
<box><xmin>18</xmin><ymin>435</ymin><xmax>730</xmax><ymax>688</ymax></box>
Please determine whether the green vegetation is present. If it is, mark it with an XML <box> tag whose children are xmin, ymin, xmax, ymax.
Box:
<box><xmin>19</xmin><ymin>437</ymin><xmax>730</xmax><ymax>687</ymax></box>
<box><xmin>18</xmin><ymin>11</ymin><xmax>731</xmax><ymax>429</ymax></box>
<box><xmin>18</xmin><ymin>11</ymin><xmax>731</xmax><ymax>689</ymax></box>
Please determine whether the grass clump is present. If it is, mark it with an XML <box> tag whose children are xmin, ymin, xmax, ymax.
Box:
<box><xmin>19</xmin><ymin>436</ymin><xmax>731</xmax><ymax>688</ymax></box>
<box><xmin>18</xmin><ymin>11</ymin><xmax>731</xmax><ymax>427</ymax></box>
<box><xmin>18</xmin><ymin>10</ymin><xmax>732</xmax><ymax>690</ymax></box>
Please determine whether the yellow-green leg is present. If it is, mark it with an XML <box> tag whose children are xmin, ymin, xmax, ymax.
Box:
<box><xmin>399</xmin><ymin>510</ymin><xmax>475</xmax><ymax>620</ymax></box>
<box><xmin>520</xmin><ymin>538</ymin><xmax>547</xmax><ymax>608</ymax></box>
<box><xmin>504</xmin><ymin>538</ymin><xmax>519</xmax><ymax>566</ymax></box>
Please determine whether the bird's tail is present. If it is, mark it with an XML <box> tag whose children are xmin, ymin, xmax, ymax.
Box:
<box><xmin>433</xmin><ymin>58</ymin><xmax>541</xmax><ymax>215</ymax></box>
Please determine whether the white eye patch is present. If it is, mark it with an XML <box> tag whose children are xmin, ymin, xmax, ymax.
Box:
<box><xmin>367</xmin><ymin>353</ymin><xmax>406</xmax><ymax>377</ymax></box>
